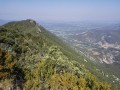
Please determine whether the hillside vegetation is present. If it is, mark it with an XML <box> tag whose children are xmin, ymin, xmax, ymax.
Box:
<box><xmin>0</xmin><ymin>19</ymin><xmax>111</xmax><ymax>90</ymax></box>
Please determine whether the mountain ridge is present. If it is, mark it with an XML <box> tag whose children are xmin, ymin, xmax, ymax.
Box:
<box><xmin>0</xmin><ymin>19</ymin><xmax>111</xmax><ymax>90</ymax></box>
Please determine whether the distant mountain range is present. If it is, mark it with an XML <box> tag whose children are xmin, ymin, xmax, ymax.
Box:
<box><xmin>68</xmin><ymin>29</ymin><xmax>120</xmax><ymax>64</ymax></box>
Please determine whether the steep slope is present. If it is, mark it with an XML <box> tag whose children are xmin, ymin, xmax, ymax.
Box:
<box><xmin>0</xmin><ymin>19</ymin><xmax>111</xmax><ymax>90</ymax></box>
<box><xmin>44</xmin><ymin>23</ymin><xmax>120</xmax><ymax>90</ymax></box>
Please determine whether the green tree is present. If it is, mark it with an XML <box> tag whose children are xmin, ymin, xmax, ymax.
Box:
<box><xmin>0</xmin><ymin>48</ymin><xmax>16</xmax><ymax>79</ymax></box>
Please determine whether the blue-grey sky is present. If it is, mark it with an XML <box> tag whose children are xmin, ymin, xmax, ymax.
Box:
<box><xmin>0</xmin><ymin>0</ymin><xmax>120</xmax><ymax>22</ymax></box>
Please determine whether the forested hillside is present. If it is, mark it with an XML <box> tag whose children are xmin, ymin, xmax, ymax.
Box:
<box><xmin>0</xmin><ymin>19</ymin><xmax>111</xmax><ymax>90</ymax></box>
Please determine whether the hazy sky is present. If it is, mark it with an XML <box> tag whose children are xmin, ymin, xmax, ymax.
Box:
<box><xmin>0</xmin><ymin>0</ymin><xmax>120</xmax><ymax>22</ymax></box>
